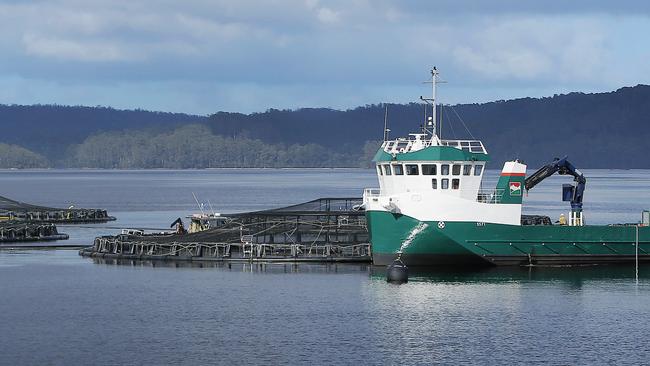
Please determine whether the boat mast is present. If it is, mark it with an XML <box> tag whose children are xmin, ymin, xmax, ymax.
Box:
<box><xmin>420</xmin><ymin>67</ymin><xmax>442</xmax><ymax>143</ymax></box>
<box><xmin>431</xmin><ymin>68</ymin><xmax>437</xmax><ymax>139</ymax></box>
<box><xmin>383</xmin><ymin>105</ymin><xmax>389</xmax><ymax>141</ymax></box>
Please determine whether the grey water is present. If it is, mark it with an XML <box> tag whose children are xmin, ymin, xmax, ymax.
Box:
<box><xmin>2</xmin><ymin>169</ymin><xmax>650</xmax><ymax>365</ymax></box>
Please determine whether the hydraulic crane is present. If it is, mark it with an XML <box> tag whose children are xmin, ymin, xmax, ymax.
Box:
<box><xmin>524</xmin><ymin>156</ymin><xmax>586</xmax><ymax>226</ymax></box>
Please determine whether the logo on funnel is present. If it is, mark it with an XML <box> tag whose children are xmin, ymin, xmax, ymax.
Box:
<box><xmin>509</xmin><ymin>182</ymin><xmax>522</xmax><ymax>196</ymax></box>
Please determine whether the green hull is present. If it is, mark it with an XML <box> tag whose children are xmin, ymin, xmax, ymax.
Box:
<box><xmin>367</xmin><ymin>211</ymin><xmax>650</xmax><ymax>266</ymax></box>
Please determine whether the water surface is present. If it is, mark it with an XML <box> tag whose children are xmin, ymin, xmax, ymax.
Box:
<box><xmin>1</xmin><ymin>169</ymin><xmax>650</xmax><ymax>365</ymax></box>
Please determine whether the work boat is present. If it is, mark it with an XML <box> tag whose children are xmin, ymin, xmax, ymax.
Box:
<box><xmin>363</xmin><ymin>68</ymin><xmax>650</xmax><ymax>266</ymax></box>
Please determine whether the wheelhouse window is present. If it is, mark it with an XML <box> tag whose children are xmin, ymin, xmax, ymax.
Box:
<box><xmin>392</xmin><ymin>164</ymin><xmax>404</xmax><ymax>175</ymax></box>
<box><xmin>383</xmin><ymin>164</ymin><xmax>392</xmax><ymax>176</ymax></box>
<box><xmin>422</xmin><ymin>164</ymin><xmax>437</xmax><ymax>175</ymax></box>
<box><xmin>474</xmin><ymin>165</ymin><xmax>483</xmax><ymax>176</ymax></box>
<box><xmin>441</xmin><ymin>164</ymin><xmax>450</xmax><ymax>175</ymax></box>
<box><xmin>463</xmin><ymin>165</ymin><xmax>472</xmax><ymax>176</ymax></box>
<box><xmin>377</xmin><ymin>165</ymin><xmax>383</xmax><ymax>176</ymax></box>
<box><xmin>431</xmin><ymin>179</ymin><xmax>437</xmax><ymax>189</ymax></box>
<box><xmin>452</xmin><ymin>178</ymin><xmax>460</xmax><ymax>189</ymax></box>
<box><xmin>405</xmin><ymin>164</ymin><xmax>419</xmax><ymax>175</ymax></box>
<box><xmin>452</xmin><ymin>164</ymin><xmax>461</xmax><ymax>175</ymax></box>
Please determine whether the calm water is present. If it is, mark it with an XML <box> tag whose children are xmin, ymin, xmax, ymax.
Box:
<box><xmin>2</xmin><ymin>169</ymin><xmax>650</xmax><ymax>365</ymax></box>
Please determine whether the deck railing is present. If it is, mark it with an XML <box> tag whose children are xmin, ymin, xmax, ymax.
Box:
<box><xmin>382</xmin><ymin>138</ymin><xmax>487</xmax><ymax>154</ymax></box>
<box><xmin>440</xmin><ymin>140</ymin><xmax>487</xmax><ymax>154</ymax></box>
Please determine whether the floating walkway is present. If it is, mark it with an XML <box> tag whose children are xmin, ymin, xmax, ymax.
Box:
<box><xmin>80</xmin><ymin>198</ymin><xmax>372</xmax><ymax>263</ymax></box>
<box><xmin>79</xmin><ymin>240</ymin><xmax>371</xmax><ymax>263</ymax></box>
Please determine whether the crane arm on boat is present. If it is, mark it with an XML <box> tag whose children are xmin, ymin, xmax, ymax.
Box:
<box><xmin>524</xmin><ymin>156</ymin><xmax>586</xmax><ymax>212</ymax></box>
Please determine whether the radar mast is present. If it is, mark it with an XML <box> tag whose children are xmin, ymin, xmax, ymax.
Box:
<box><xmin>420</xmin><ymin>67</ymin><xmax>445</xmax><ymax>143</ymax></box>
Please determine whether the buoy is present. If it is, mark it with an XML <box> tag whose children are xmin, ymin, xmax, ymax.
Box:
<box><xmin>386</xmin><ymin>257</ymin><xmax>408</xmax><ymax>283</ymax></box>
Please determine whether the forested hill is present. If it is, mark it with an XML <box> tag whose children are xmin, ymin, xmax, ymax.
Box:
<box><xmin>207</xmin><ymin>84</ymin><xmax>650</xmax><ymax>168</ymax></box>
<box><xmin>1</xmin><ymin>84</ymin><xmax>649</xmax><ymax>168</ymax></box>
<box><xmin>0</xmin><ymin>105</ymin><xmax>206</xmax><ymax>159</ymax></box>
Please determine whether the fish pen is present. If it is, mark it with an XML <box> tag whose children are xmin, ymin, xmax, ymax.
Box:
<box><xmin>80</xmin><ymin>198</ymin><xmax>372</xmax><ymax>263</ymax></box>
<box><xmin>0</xmin><ymin>222</ymin><xmax>68</xmax><ymax>243</ymax></box>
<box><xmin>0</xmin><ymin>195</ymin><xmax>116</xmax><ymax>224</ymax></box>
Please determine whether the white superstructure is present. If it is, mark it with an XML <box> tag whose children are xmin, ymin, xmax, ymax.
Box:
<box><xmin>363</xmin><ymin>68</ymin><xmax>526</xmax><ymax>226</ymax></box>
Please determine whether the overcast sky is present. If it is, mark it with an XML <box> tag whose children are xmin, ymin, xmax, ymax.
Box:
<box><xmin>0</xmin><ymin>0</ymin><xmax>648</xmax><ymax>114</ymax></box>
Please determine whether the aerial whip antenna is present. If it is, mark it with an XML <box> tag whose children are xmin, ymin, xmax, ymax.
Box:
<box><xmin>383</xmin><ymin>104</ymin><xmax>390</xmax><ymax>141</ymax></box>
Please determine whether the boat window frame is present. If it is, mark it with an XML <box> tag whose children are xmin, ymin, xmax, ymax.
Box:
<box><xmin>422</xmin><ymin>164</ymin><xmax>437</xmax><ymax>175</ymax></box>
<box><xmin>383</xmin><ymin>164</ymin><xmax>392</xmax><ymax>176</ymax></box>
<box><xmin>452</xmin><ymin>164</ymin><xmax>461</xmax><ymax>175</ymax></box>
<box><xmin>441</xmin><ymin>164</ymin><xmax>450</xmax><ymax>175</ymax></box>
<box><xmin>441</xmin><ymin>178</ymin><xmax>449</xmax><ymax>189</ymax></box>
<box><xmin>431</xmin><ymin>178</ymin><xmax>437</xmax><ymax>189</ymax></box>
<box><xmin>474</xmin><ymin>164</ymin><xmax>483</xmax><ymax>176</ymax></box>
<box><xmin>405</xmin><ymin>164</ymin><xmax>419</xmax><ymax>175</ymax></box>
<box><xmin>377</xmin><ymin>165</ymin><xmax>383</xmax><ymax>176</ymax></box>
<box><xmin>463</xmin><ymin>164</ymin><xmax>472</xmax><ymax>176</ymax></box>
<box><xmin>392</xmin><ymin>164</ymin><xmax>404</xmax><ymax>176</ymax></box>
<box><xmin>452</xmin><ymin>178</ymin><xmax>460</xmax><ymax>190</ymax></box>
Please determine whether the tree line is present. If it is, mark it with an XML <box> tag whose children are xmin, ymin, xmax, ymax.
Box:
<box><xmin>0</xmin><ymin>124</ymin><xmax>380</xmax><ymax>169</ymax></box>
<box><xmin>0</xmin><ymin>143</ymin><xmax>48</xmax><ymax>168</ymax></box>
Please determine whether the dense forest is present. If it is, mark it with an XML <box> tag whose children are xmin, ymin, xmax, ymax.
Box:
<box><xmin>0</xmin><ymin>143</ymin><xmax>48</xmax><ymax>168</ymax></box>
<box><xmin>0</xmin><ymin>104</ymin><xmax>203</xmax><ymax>161</ymax></box>
<box><xmin>1</xmin><ymin>84</ymin><xmax>649</xmax><ymax>168</ymax></box>
<box><xmin>66</xmin><ymin>124</ymin><xmax>376</xmax><ymax>168</ymax></box>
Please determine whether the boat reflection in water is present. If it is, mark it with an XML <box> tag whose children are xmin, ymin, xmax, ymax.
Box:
<box><xmin>371</xmin><ymin>264</ymin><xmax>650</xmax><ymax>288</ymax></box>
<box><xmin>90</xmin><ymin>256</ymin><xmax>372</xmax><ymax>275</ymax></box>
<box><xmin>90</xmin><ymin>255</ymin><xmax>649</xmax><ymax>286</ymax></box>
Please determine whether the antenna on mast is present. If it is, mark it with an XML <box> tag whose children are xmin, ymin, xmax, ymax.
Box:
<box><xmin>420</xmin><ymin>67</ymin><xmax>446</xmax><ymax>141</ymax></box>
<box><xmin>383</xmin><ymin>104</ymin><xmax>390</xmax><ymax>141</ymax></box>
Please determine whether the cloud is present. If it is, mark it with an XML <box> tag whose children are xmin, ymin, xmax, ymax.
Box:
<box><xmin>0</xmin><ymin>0</ymin><xmax>648</xmax><ymax>113</ymax></box>
<box><xmin>450</xmin><ymin>17</ymin><xmax>608</xmax><ymax>82</ymax></box>
<box><xmin>390</xmin><ymin>0</ymin><xmax>650</xmax><ymax>17</ymax></box>
<box><xmin>317</xmin><ymin>7</ymin><xmax>340</xmax><ymax>24</ymax></box>
<box><xmin>22</xmin><ymin>34</ymin><xmax>135</xmax><ymax>62</ymax></box>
